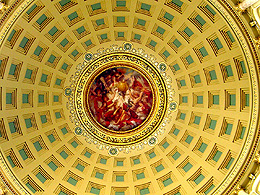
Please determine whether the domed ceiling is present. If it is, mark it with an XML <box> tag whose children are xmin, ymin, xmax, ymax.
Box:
<box><xmin>0</xmin><ymin>0</ymin><xmax>259</xmax><ymax>194</ymax></box>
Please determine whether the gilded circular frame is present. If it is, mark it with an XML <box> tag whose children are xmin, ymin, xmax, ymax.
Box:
<box><xmin>74</xmin><ymin>52</ymin><xmax>167</xmax><ymax>146</ymax></box>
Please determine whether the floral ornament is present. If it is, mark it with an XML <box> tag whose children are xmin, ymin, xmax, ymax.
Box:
<box><xmin>109</xmin><ymin>147</ymin><xmax>118</xmax><ymax>156</ymax></box>
<box><xmin>64</xmin><ymin>87</ymin><xmax>72</xmax><ymax>96</ymax></box>
<box><xmin>148</xmin><ymin>137</ymin><xmax>158</xmax><ymax>146</ymax></box>
<box><xmin>123</xmin><ymin>42</ymin><xmax>132</xmax><ymax>51</ymax></box>
<box><xmin>85</xmin><ymin>53</ymin><xmax>93</xmax><ymax>61</ymax></box>
<box><xmin>159</xmin><ymin>63</ymin><xmax>167</xmax><ymax>72</ymax></box>
<box><xmin>75</xmin><ymin>127</ymin><xmax>83</xmax><ymax>135</ymax></box>
<box><xmin>169</xmin><ymin>102</ymin><xmax>178</xmax><ymax>111</ymax></box>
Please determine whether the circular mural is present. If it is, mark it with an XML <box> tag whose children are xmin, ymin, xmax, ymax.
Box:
<box><xmin>87</xmin><ymin>67</ymin><xmax>153</xmax><ymax>131</ymax></box>
<box><xmin>69</xmin><ymin>52</ymin><xmax>168</xmax><ymax>146</ymax></box>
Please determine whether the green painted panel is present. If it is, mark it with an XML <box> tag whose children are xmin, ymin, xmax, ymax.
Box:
<box><xmin>213</xmin><ymin>38</ymin><xmax>223</xmax><ymax>49</ymax></box>
<box><xmin>25</xmin><ymin>69</ymin><xmax>32</xmax><ymax>79</ymax></box>
<box><xmin>197</xmin><ymin>96</ymin><xmax>203</xmax><ymax>104</ymax></box>
<box><xmin>163</xmin><ymin>50</ymin><xmax>170</xmax><ymax>58</ymax></box>
<box><xmin>76</xmin><ymin>163</ymin><xmax>85</xmax><ymax>172</ymax></box>
<box><xmin>156</xmin><ymin>26</ymin><xmax>165</xmax><ymax>35</ymax></box>
<box><xmin>48</xmin><ymin>134</ymin><xmax>55</xmax><ymax>143</ymax></box>
<box><xmin>149</xmin><ymin>152</ymin><xmax>156</xmax><ymax>159</ymax></box>
<box><xmin>209</xmin><ymin>119</ymin><xmax>217</xmax><ymax>130</ymax></box>
<box><xmin>137</xmin><ymin>19</ymin><xmax>146</xmax><ymax>26</ymax></box>
<box><xmin>194</xmin><ymin>174</ymin><xmax>205</xmax><ymax>185</ymax></box>
<box><xmin>240</xmin><ymin>61</ymin><xmax>247</xmax><ymax>73</ymax></box>
<box><xmin>26</xmin><ymin>4</ymin><xmax>37</xmax><ymax>15</ymax></box>
<box><xmin>96</xmin><ymin>18</ymin><xmax>105</xmax><ymax>26</ymax></box>
<box><xmin>195</xmin><ymin>15</ymin><xmax>206</xmax><ymax>26</ymax></box>
<box><xmin>60</xmin><ymin>38</ymin><xmax>69</xmax><ymax>47</ymax></box>
<box><xmin>198</xmin><ymin>143</ymin><xmax>208</xmax><ymax>153</ymax></box>
<box><xmin>100</xmin><ymin>158</ymin><xmax>107</xmax><ymax>164</ymax></box>
<box><xmin>199</xmin><ymin>47</ymin><xmax>208</xmax><ymax>57</ymax></box>
<box><xmin>118</xmin><ymin>32</ymin><xmax>124</xmax><ymax>37</ymax></box>
<box><xmin>185</xmin><ymin>135</ymin><xmax>193</xmax><ymax>144</ymax></box>
<box><xmin>48</xmin><ymin>161</ymin><xmax>58</xmax><ymax>171</ymax></box>
<box><xmin>205</xmin><ymin>184</ymin><xmax>215</xmax><ymax>194</ymax></box>
<box><xmin>180</xmin><ymin>80</ymin><xmax>186</xmax><ymax>86</ymax></box>
<box><xmin>134</xmin><ymin>34</ymin><xmax>141</xmax><ymax>40</ymax></box>
<box><xmin>36</xmin><ymin>14</ymin><xmax>47</xmax><ymax>25</ymax></box>
<box><xmin>85</xmin><ymin>39</ymin><xmax>92</xmax><ymax>46</ymax></box>
<box><xmin>59</xmin><ymin>0</ymin><xmax>71</xmax><ymax>6</ymax></box>
<box><xmin>213</xmin><ymin>151</ymin><xmax>222</xmax><ymax>162</ymax></box>
<box><xmin>40</xmin><ymin>74</ymin><xmax>48</xmax><ymax>82</ymax></box>
<box><xmin>67</xmin><ymin>177</ymin><xmax>77</xmax><ymax>186</ymax></box>
<box><xmin>48</xmin><ymin>26</ymin><xmax>58</xmax><ymax>36</ymax></box>
<box><xmin>133</xmin><ymin>158</ymin><xmax>140</xmax><ymax>164</ymax></box>
<box><xmin>62</xmin><ymin>63</ymin><xmax>68</xmax><ymax>70</ymax></box>
<box><xmin>7</xmin><ymin>30</ymin><xmax>16</xmax><ymax>41</ymax></box>
<box><xmin>162</xmin><ymin>142</ymin><xmax>169</xmax><ymax>149</ymax></box>
<box><xmin>33</xmin><ymin>141</ymin><xmax>42</xmax><ymax>151</ymax></box>
<box><xmin>173</xmin><ymin>63</ymin><xmax>180</xmax><ymax>71</ymax></box>
<box><xmin>59</xmin><ymin>191</ymin><xmax>67</xmax><ymax>195</ymax></box>
<box><xmin>117</xmin><ymin>161</ymin><xmax>123</xmax><ymax>166</ymax></box>
<box><xmin>186</xmin><ymin>55</ymin><xmax>194</xmax><ymax>64</ymax></box>
<box><xmin>6</xmin><ymin>93</ymin><xmax>13</xmax><ymax>104</ymax></box>
<box><xmin>68</xmin><ymin>12</ymin><xmax>78</xmax><ymax>21</ymax></box>
<box><xmin>48</xmin><ymin>55</ymin><xmax>56</xmax><ymax>63</ymax></box>
<box><xmin>100</xmin><ymin>34</ymin><xmax>107</xmax><ymax>40</ymax></box>
<box><xmin>172</xmin><ymin>0</ymin><xmax>183</xmax><ymax>7</ymax></box>
<box><xmin>205</xmin><ymin>5</ymin><xmax>216</xmax><ymax>15</ymax></box>
<box><xmin>71</xmin><ymin>50</ymin><xmax>79</xmax><ymax>57</ymax></box>
<box><xmin>116</xmin><ymin>1</ymin><xmax>126</xmax><ymax>7</ymax></box>
<box><xmin>55</xmin><ymin>79</ymin><xmax>62</xmax><ymax>86</ymax></box>
<box><xmin>173</xmin><ymin>128</ymin><xmax>180</xmax><ymax>135</ymax></box>
<box><xmin>19</xmin><ymin>37</ymin><xmax>29</xmax><ymax>48</ymax></box>
<box><xmin>9</xmin><ymin>122</ymin><xmax>16</xmax><ymax>133</ymax></box>
<box><xmin>7</xmin><ymin>156</ymin><xmax>15</xmax><ymax>167</ymax></box>
<box><xmin>245</xmin><ymin>94</ymin><xmax>249</xmax><ymax>106</ymax></box>
<box><xmin>36</xmin><ymin>172</ymin><xmax>46</xmax><ymax>183</ymax></box>
<box><xmin>38</xmin><ymin>94</ymin><xmax>44</xmax><ymax>103</ymax></box>
<box><xmin>116</xmin><ymin>175</ymin><xmax>124</xmax><ymax>182</ymax></box>
<box><xmin>115</xmin><ymin>192</ymin><xmax>125</xmax><ymax>195</ymax></box>
<box><xmin>150</xmin><ymin>40</ymin><xmax>157</xmax><ymax>47</ymax></box>
<box><xmin>227</xmin><ymin>31</ymin><xmax>235</xmax><ymax>42</ymax></box>
<box><xmin>183</xmin><ymin>162</ymin><xmax>193</xmax><ymax>172</ymax></box>
<box><xmin>173</xmin><ymin>39</ymin><xmax>181</xmax><ymax>48</ymax></box>
<box><xmin>141</xmin><ymin>3</ymin><xmax>151</xmax><ymax>11</ymax></box>
<box><xmin>182</xmin><ymin>96</ymin><xmax>188</xmax><ymax>103</ymax></box>
<box><xmin>54</xmin><ymin>95</ymin><xmax>59</xmax><ymax>102</ymax></box>
<box><xmin>194</xmin><ymin>116</ymin><xmax>201</xmax><ymax>125</ymax></box>
<box><xmin>137</xmin><ymin>172</ymin><xmax>145</xmax><ymax>179</ymax></box>
<box><xmin>19</xmin><ymin>149</ymin><xmax>28</xmax><ymax>160</ymax></box>
<box><xmin>209</xmin><ymin>70</ymin><xmax>217</xmax><ymax>80</ymax></box>
<box><xmin>34</xmin><ymin>46</ymin><xmax>43</xmax><ymax>56</ymax></box>
<box><xmin>117</xmin><ymin>16</ymin><xmax>125</xmax><ymax>23</ymax></box>
<box><xmin>84</xmin><ymin>151</ymin><xmax>92</xmax><ymax>158</ymax></box>
<box><xmin>240</xmin><ymin>127</ymin><xmax>246</xmax><ymax>139</ymax></box>
<box><xmin>140</xmin><ymin>188</ymin><xmax>150</xmax><ymax>195</ymax></box>
<box><xmin>230</xmin><ymin>94</ymin><xmax>236</xmax><ymax>106</ymax></box>
<box><xmin>225</xmin><ymin>65</ymin><xmax>233</xmax><ymax>77</ymax></box>
<box><xmin>194</xmin><ymin>75</ymin><xmax>201</xmax><ymax>83</ymax></box>
<box><xmin>95</xmin><ymin>172</ymin><xmax>104</xmax><ymax>179</ymax></box>
<box><xmin>225</xmin><ymin>123</ymin><xmax>233</xmax><ymax>135</ymax></box>
<box><xmin>174</xmin><ymin>193</ymin><xmax>181</xmax><ymax>195</ymax></box>
<box><xmin>163</xmin><ymin>178</ymin><xmax>173</xmax><ymax>187</ymax></box>
<box><xmin>225</xmin><ymin>157</ymin><xmax>234</xmax><ymax>169</ymax></box>
<box><xmin>213</xmin><ymin>95</ymin><xmax>219</xmax><ymax>105</ymax></box>
<box><xmin>180</xmin><ymin>113</ymin><xmax>186</xmax><ymax>120</ymax></box>
<box><xmin>9</xmin><ymin>64</ymin><xmax>16</xmax><ymax>75</ymax></box>
<box><xmin>90</xmin><ymin>187</ymin><xmax>100</xmax><ymax>195</ymax></box>
<box><xmin>172</xmin><ymin>151</ymin><xmax>181</xmax><ymax>160</ymax></box>
<box><xmin>60</xmin><ymin>151</ymin><xmax>68</xmax><ymax>159</ymax></box>
<box><xmin>71</xmin><ymin>141</ymin><xmax>78</xmax><ymax>148</ymax></box>
<box><xmin>91</xmin><ymin>3</ymin><xmax>101</xmax><ymax>11</ymax></box>
<box><xmin>26</xmin><ymin>183</ymin><xmax>36</xmax><ymax>193</ymax></box>
<box><xmin>184</xmin><ymin>27</ymin><xmax>194</xmax><ymax>37</ymax></box>
<box><xmin>61</xmin><ymin>127</ymin><xmax>68</xmax><ymax>135</ymax></box>
<box><xmin>164</xmin><ymin>12</ymin><xmax>174</xmax><ymax>21</ymax></box>
<box><xmin>155</xmin><ymin>164</ymin><xmax>164</xmax><ymax>172</ymax></box>
<box><xmin>22</xmin><ymin>94</ymin><xmax>29</xmax><ymax>103</ymax></box>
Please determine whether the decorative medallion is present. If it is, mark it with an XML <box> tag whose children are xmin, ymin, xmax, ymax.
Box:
<box><xmin>66</xmin><ymin>43</ymin><xmax>175</xmax><ymax>151</ymax></box>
